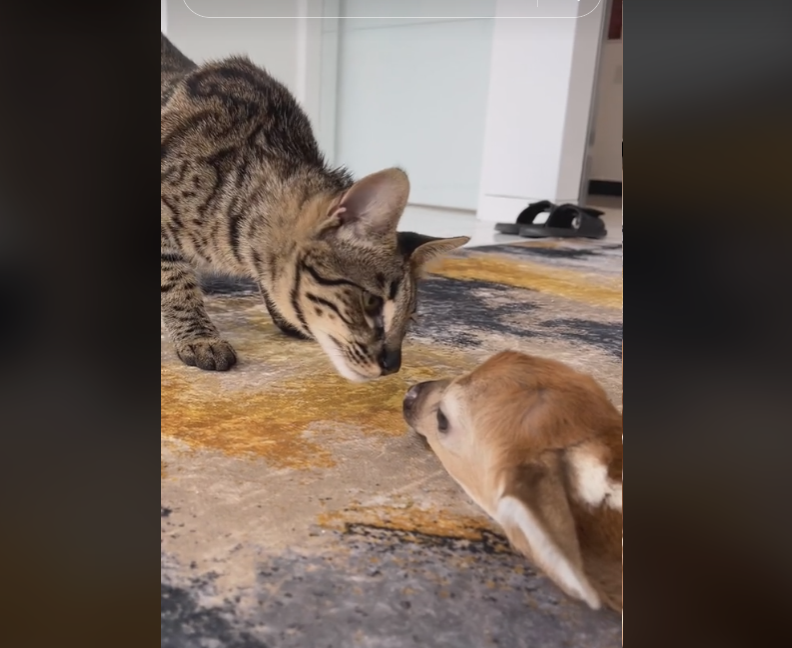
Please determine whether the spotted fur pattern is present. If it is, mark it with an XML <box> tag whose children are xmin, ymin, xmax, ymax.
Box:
<box><xmin>161</xmin><ymin>34</ymin><xmax>468</xmax><ymax>380</ymax></box>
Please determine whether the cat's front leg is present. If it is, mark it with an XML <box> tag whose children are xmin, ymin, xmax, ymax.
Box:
<box><xmin>161</xmin><ymin>230</ymin><xmax>237</xmax><ymax>371</ymax></box>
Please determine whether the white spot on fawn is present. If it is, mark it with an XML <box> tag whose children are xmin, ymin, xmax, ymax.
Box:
<box><xmin>567</xmin><ymin>447</ymin><xmax>622</xmax><ymax>511</ymax></box>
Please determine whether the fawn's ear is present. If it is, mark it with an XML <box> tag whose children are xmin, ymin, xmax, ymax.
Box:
<box><xmin>324</xmin><ymin>168</ymin><xmax>410</xmax><ymax>239</ymax></box>
<box><xmin>496</xmin><ymin>456</ymin><xmax>601</xmax><ymax>609</ymax></box>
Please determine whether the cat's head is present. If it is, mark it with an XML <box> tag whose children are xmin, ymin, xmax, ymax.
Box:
<box><xmin>293</xmin><ymin>168</ymin><xmax>469</xmax><ymax>382</ymax></box>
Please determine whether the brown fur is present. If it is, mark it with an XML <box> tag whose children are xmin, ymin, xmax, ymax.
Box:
<box><xmin>403</xmin><ymin>350</ymin><xmax>622</xmax><ymax>611</ymax></box>
<box><xmin>161</xmin><ymin>33</ymin><xmax>468</xmax><ymax>378</ymax></box>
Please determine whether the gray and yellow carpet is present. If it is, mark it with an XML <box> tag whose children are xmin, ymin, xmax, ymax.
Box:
<box><xmin>161</xmin><ymin>239</ymin><xmax>623</xmax><ymax>648</ymax></box>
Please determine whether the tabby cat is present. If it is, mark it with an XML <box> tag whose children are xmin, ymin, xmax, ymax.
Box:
<box><xmin>161</xmin><ymin>34</ymin><xmax>468</xmax><ymax>381</ymax></box>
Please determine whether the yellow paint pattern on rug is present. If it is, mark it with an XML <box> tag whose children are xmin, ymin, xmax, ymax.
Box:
<box><xmin>161</xmin><ymin>368</ymin><xmax>335</xmax><ymax>470</ymax></box>
<box><xmin>430</xmin><ymin>254</ymin><xmax>622</xmax><ymax>309</ymax></box>
<box><xmin>161</xmin><ymin>343</ymin><xmax>474</xmax><ymax>471</ymax></box>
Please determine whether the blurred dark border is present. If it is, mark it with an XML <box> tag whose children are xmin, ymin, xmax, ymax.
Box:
<box><xmin>0</xmin><ymin>1</ymin><xmax>789</xmax><ymax>646</ymax></box>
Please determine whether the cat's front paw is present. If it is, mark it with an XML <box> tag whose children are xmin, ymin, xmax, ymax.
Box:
<box><xmin>175</xmin><ymin>338</ymin><xmax>238</xmax><ymax>371</ymax></box>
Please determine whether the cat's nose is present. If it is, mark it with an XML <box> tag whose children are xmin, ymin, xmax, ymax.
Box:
<box><xmin>378</xmin><ymin>347</ymin><xmax>402</xmax><ymax>375</ymax></box>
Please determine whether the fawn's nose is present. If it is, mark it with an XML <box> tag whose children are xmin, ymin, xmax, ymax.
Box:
<box><xmin>402</xmin><ymin>383</ymin><xmax>423</xmax><ymax>416</ymax></box>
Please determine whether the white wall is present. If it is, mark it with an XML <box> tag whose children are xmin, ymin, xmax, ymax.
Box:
<box><xmin>161</xmin><ymin>0</ymin><xmax>167</xmax><ymax>33</ymax></box>
<box><xmin>589</xmin><ymin>40</ymin><xmax>623</xmax><ymax>182</ymax></box>
<box><xmin>331</xmin><ymin>0</ymin><xmax>496</xmax><ymax>211</ymax></box>
<box><xmin>164</xmin><ymin>0</ymin><xmax>608</xmax><ymax>215</ymax></box>
<box><xmin>315</xmin><ymin>0</ymin><xmax>342</xmax><ymax>164</ymax></box>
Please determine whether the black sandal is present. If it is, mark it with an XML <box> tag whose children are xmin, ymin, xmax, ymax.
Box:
<box><xmin>518</xmin><ymin>203</ymin><xmax>607</xmax><ymax>239</ymax></box>
<box><xmin>494</xmin><ymin>200</ymin><xmax>554</xmax><ymax>235</ymax></box>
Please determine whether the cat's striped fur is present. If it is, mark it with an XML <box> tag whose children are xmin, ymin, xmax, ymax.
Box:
<box><xmin>161</xmin><ymin>34</ymin><xmax>468</xmax><ymax>381</ymax></box>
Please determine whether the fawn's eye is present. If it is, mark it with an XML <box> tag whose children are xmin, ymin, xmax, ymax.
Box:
<box><xmin>437</xmin><ymin>408</ymin><xmax>449</xmax><ymax>433</ymax></box>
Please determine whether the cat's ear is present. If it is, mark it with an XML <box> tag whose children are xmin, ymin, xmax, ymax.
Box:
<box><xmin>327</xmin><ymin>168</ymin><xmax>410</xmax><ymax>238</ymax></box>
<box><xmin>397</xmin><ymin>232</ymin><xmax>469</xmax><ymax>268</ymax></box>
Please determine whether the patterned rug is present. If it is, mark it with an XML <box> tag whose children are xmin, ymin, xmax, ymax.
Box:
<box><xmin>161</xmin><ymin>238</ymin><xmax>623</xmax><ymax>648</ymax></box>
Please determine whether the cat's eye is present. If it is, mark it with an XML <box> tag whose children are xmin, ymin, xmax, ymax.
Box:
<box><xmin>361</xmin><ymin>292</ymin><xmax>383</xmax><ymax>314</ymax></box>
<box><xmin>436</xmin><ymin>409</ymin><xmax>449</xmax><ymax>433</ymax></box>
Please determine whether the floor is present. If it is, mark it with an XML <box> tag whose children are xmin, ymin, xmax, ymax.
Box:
<box><xmin>162</xmin><ymin>195</ymin><xmax>623</xmax><ymax>647</ymax></box>
<box><xmin>398</xmin><ymin>195</ymin><xmax>623</xmax><ymax>248</ymax></box>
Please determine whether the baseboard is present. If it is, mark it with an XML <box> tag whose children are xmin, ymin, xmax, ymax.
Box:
<box><xmin>588</xmin><ymin>180</ymin><xmax>622</xmax><ymax>197</ymax></box>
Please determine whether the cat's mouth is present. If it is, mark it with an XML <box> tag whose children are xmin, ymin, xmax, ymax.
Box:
<box><xmin>314</xmin><ymin>331</ymin><xmax>379</xmax><ymax>383</ymax></box>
